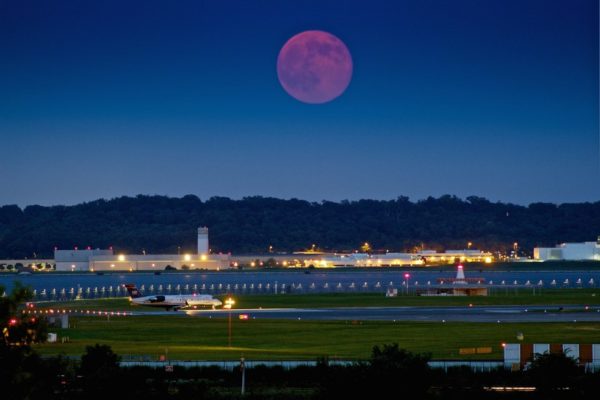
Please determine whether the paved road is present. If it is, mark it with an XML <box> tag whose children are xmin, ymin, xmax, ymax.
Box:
<box><xmin>170</xmin><ymin>305</ymin><xmax>600</xmax><ymax>322</ymax></box>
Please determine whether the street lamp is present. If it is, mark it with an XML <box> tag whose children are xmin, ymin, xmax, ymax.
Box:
<box><xmin>240</xmin><ymin>356</ymin><xmax>246</xmax><ymax>395</ymax></box>
<box><xmin>404</xmin><ymin>273</ymin><xmax>410</xmax><ymax>295</ymax></box>
<box><xmin>224</xmin><ymin>297</ymin><xmax>235</xmax><ymax>347</ymax></box>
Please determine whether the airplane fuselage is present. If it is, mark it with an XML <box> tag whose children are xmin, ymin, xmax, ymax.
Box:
<box><xmin>130</xmin><ymin>294</ymin><xmax>222</xmax><ymax>310</ymax></box>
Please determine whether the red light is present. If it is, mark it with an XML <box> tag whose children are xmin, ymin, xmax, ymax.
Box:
<box><xmin>404</xmin><ymin>273</ymin><xmax>410</xmax><ymax>278</ymax></box>
<box><xmin>9</xmin><ymin>318</ymin><xmax>17</xmax><ymax>326</ymax></box>
<box><xmin>501</xmin><ymin>342</ymin><xmax>506</xmax><ymax>348</ymax></box>
<box><xmin>458</xmin><ymin>265</ymin><xmax>463</xmax><ymax>269</ymax></box>
<box><xmin>239</xmin><ymin>314</ymin><xmax>249</xmax><ymax>320</ymax></box>
<box><xmin>30</xmin><ymin>318</ymin><xmax>36</xmax><ymax>323</ymax></box>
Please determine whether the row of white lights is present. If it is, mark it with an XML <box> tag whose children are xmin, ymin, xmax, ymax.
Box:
<box><xmin>23</xmin><ymin>309</ymin><xmax>130</xmax><ymax>316</ymax></box>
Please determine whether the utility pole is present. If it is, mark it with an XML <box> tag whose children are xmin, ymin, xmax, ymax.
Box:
<box><xmin>228</xmin><ymin>310</ymin><xmax>232</xmax><ymax>347</ymax></box>
<box><xmin>240</xmin><ymin>356</ymin><xmax>246</xmax><ymax>395</ymax></box>
<box><xmin>225</xmin><ymin>297</ymin><xmax>235</xmax><ymax>347</ymax></box>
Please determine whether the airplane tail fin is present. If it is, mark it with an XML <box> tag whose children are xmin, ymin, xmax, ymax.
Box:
<box><xmin>124</xmin><ymin>284</ymin><xmax>141</xmax><ymax>298</ymax></box>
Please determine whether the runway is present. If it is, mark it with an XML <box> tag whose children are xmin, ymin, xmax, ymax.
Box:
<box><xmin>175</xmin><ymin>305</ymin><xmax>600</xmax><ymax>323</ymax></box>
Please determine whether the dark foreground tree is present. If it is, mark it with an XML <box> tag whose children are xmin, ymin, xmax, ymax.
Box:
<box><xmin>0</xmin><ymin>282</ymin><xmax>50</xmax><ymax>400</ymax></box>
<box><xmin>79</xmin><ymin>344</ymin><xmax>120</xmax><ymax>377</ymax></box>
<box><xmin>369</xmin><ymin>343</ymin><xmax>432</xmax><ymax>396</ymax></box>
<box><xmin>528</xmin><ymin>351</ymin><xmax>584</xmax><ymax>396</ymax></box>
<box><xmin>78</xmin><ymin>344</ymin><xmax>125</xmax><ymax>399</ymax></box>
<box><xmin>0</xmin><ymin>282</ymin><xmax>47</xmax><ymax>346</ymax></box>
<box><xmin>318</xmin><ymin>344</ymin><xmax>432</xmax><ymax>398</ymax></box>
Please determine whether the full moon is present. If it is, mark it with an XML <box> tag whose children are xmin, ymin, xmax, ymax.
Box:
<box><xmin>277</xmin><ymin>30</ymin><xmax>353</xmax><ymax>104</ymax></box>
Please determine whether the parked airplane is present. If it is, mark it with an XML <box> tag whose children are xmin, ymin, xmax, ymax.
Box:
<box><xmin>124</xmin><ymin>284</ymin><xmax>223</xmax><ymax>310</ymax></box>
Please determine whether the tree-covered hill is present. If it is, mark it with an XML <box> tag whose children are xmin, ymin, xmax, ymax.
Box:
<box><xmin>0</xmin><ymin>195</ymin><xmax>599</xmax><ymax>258</ymax></box>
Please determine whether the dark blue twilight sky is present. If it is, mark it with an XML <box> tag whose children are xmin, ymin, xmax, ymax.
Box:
<box><xmin>1</xmin><ymin>0</ymin><xmax>598</xmax><ymax>206</ymax></box>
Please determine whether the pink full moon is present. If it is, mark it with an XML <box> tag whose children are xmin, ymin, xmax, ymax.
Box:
<box><xmin>277</xmin><ymin>30</ymin><xmax>353</xmax><ymax>104</ymax></box>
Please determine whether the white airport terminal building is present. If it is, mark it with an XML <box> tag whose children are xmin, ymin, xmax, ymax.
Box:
<box><xmin>534</xmin><ymin>238</ymin><xmax>600</xmax><ymax>261</ymax></box>
<box><xmin>54</xmin><ymin>227</ymin><xmax>231</xmax><ymax>272</ymax></box>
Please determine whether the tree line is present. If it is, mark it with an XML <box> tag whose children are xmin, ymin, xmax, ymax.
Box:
<box><xmin>0</xmin><ymin>194</ymin><xmax>599</xmax><ymax>258</ymax></box>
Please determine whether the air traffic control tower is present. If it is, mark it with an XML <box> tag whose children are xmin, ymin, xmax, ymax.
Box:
<box><xmin>54</xmin><ymin>226</ymin><xmax>229</xmax><ymax>271</ymax></box>
<box><xmin>198</xmin><ymin>227</ymin><xmax>209</xmax><ymax>255</ymax></box>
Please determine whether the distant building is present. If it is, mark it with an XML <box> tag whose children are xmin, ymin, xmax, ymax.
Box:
<box><xmin>54</xmin><ymin>227</ymin><xmax>230</xmax><ymax>271</ymax></box>
<box><xmin>87</xmin><ymin>252</ymin><xmax>230</xmax><ymax>272</ymax></box>
<box><xmin>302</xmin><ymin>249</ymin><xmax>493</xmax><ymax>268</ymax></box>
<box><xmin>55</xmin><ymin>249</ymin><xmax>113</xmax><ymax>271</ymax></box>
<box><xmin>534</xmin><ymin>238</ymin><xmax>600</xmax><ymax>261</ymax></box>
<box><xmin>504</xmin><ymin>343</ymin><xmax>600</xmax><ymax>369</ymax></box>
<box><xmin>414</xmin><ymin>249</ymin><xmax>493</xmax><ymax>264</ymax></box>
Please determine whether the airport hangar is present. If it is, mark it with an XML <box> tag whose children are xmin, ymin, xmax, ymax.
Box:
<box><xmin>54</xmin><ymin>227</ymin><xmax>230</xmax><ymax>272</ymax></box>
<box><xmin>534</xmin><ymin>238</ymin><xmax>600</xmax><ymax>261</ymax></box>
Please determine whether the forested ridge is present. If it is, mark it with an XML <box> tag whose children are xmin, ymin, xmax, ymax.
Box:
<box><xmin>0</xmin><ymin>194</ymin><xmax>599</xmax><ymax>258</ymax></box>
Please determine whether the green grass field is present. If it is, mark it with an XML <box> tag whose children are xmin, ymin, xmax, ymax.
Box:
<box><xmin>38</xmin><ymin>289</ymin><xmax>600</xmax><ymax>311</ymax></box>
<box><xmin>33</xmin><ymin>290</ymin><xmax>600</xmax><ymax>362</ymax></box>
<box><xmin>227</xmin><ymin>289</ymin><xmax>600</xmax><ymax>308</ymax></box>
<box><xmin>35</xmin><ymin>316</ymin><xmax>600</xmax><ymax>361</ymax></box>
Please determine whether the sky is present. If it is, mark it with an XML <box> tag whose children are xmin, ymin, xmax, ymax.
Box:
<box><xmin>1</xmin><ymin>0</ymin><xmax>598</xmax><ymax>207</ymax></box>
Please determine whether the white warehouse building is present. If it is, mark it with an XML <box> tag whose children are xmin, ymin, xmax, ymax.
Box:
<box><xmin>534</xmin><ymin>239</ymin><xmax>600</xmax><ymax>261</ymax></box>
<box><xmin>55</xmin><ymin>227</ymin><xmax>230</xmax><ymax>271</ymax></box>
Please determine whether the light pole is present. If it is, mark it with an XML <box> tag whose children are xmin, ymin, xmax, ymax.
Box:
<box><xmin>404</xmin><ymin>273</ymin><xmax>410</xmax><ymax>295</ymax></box>
<box><xmin>225</xmin><ymin>297</ymin><xmax>235</xmax><ymax>347</ymax></box>
<box><xmin>240</xmin><ymin>356</ymin><xmax>246</xmax><ymax>395</ymax></box>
